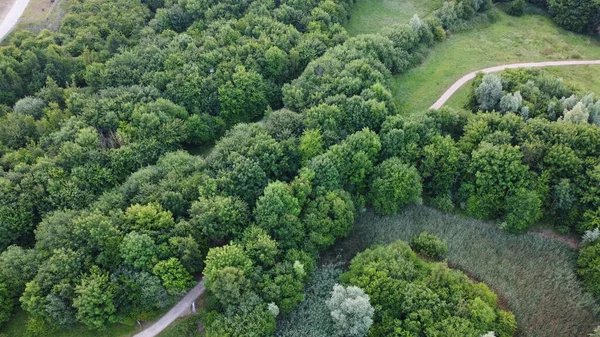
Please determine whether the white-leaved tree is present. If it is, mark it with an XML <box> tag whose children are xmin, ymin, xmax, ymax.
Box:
<box><xmin>475</xmin><ymin>74</ymin><xmax>503</xmax><ymax>111</ymax></box>
<box><xmin>560</xmin><ymin>102</ymin><xmax>589</xmax><ymax>124</ymax></box>
<box><xmin>499</xmin><ymin>91</ymin><xmax>523</xmax><ymax>113</ymax></box>
<box><xmin>326</xmin><ymin>284</ymin><xmax>374</xmax><ymax>337</ymax></box>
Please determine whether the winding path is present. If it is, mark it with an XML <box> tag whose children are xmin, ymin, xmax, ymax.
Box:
<box><xmin>133</xmin><ymin>280</ymin><xmax>205</xmax><ymax>337</ymax></box>
<box><xmin>0</xmin><ymin>0</ymin><xmax>31</xmax><ymax>42</ymax></box>
<box><xmin>430</xmin><ymin>60</ymin><xmax>600</xmax><ymax>110</ymax></box>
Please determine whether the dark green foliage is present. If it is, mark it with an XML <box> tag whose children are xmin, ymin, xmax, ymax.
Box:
<box><xmin>410</xmin><ymin>232</ymin><xmax>448</xmax><ymax>258</ymax></box>
<box><xmin>508</xmin><ymin>0</ymin><xmax>526</xmax><ymax>16</ymax></box>
<box><xmin>340</xmin><ymin>241</ymin><xmax>517</xmax><ymax>337</ymax></box>
<box><xmin>548</xmin><ymin>0</ymin><xmax>600</xmax><ymax>33</ymax></box>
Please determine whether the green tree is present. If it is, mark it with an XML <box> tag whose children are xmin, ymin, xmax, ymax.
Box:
<box><xmin>120</xmin><ymin>232</ymin><xmax>159</xmax><ymax>272</ymax></box>
<box><xmin>73</xmin><ymin>266</ymin><xmax>118</xmax><ymax>329</ymax></box>
<box><xmin>302</xmin><ymin>190</ymin><xmax>355</xmax><ymax>251</ymax></box>
<box><xmin>421</xmin><ymin>135</ymin><xmax>461</xmax><ymax>196</ymax></box>
<box><xmin>466</xmin><ymin>142</ymin><xmax>529</xmax><ymax>219</ymax></box>
<box><xmin>152</xmin><ymin>258</ymin><xmax>195</xmax><ymax>296</ymax></box>
<box><xmin>370</xmin><ymin>157</ymin><xmax>422</xmax><ymax>215</ymax></box>
<box><xmin>190</xmin><ymin>195</ymin><xmax>249</xmax><ymax>242</ymax></box>
<box><xmin>254</xmin><ymin>181</ymin><xmax>304</xmax><ymax>250</ymax></box>
<box><xmin>578</xmin><ymin>240</ymin><xmax>600</xmax><ymax>297</ymax></box>
<box><xmin>218</xmin><ymin>66</ymin><xmax>268</xmax><ymax>124</ymax></box>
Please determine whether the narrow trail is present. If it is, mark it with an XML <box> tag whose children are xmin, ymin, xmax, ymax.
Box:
<box><xmin>133</xmin><ymin>280</ymin><xmax>205</xmax><ymax>337</ymax></box>
<box><xmin>430</xmin><ymin>60</ymin><xmax>600</xmax><ymax>110</ymax></box>
<box><xmin>0</xmin><ymin>0</ymin><xmax>31</xmax><ymax>42</ymax></box>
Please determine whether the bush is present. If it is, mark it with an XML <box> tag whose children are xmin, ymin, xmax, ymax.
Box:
<box><xmin>507</xmin><ymin>0</ymin><xmax>526</xmax><ymax>16</ymax></box>
<box><xmin>410</xmin><ymin>232</ymin><xmax>448</xmax><ymax>259</ymax></box>
<box><xmin>577</xmin><ymin>240</ymin><xmax>600</xmax><ymax>297</ymax></box>
<box><xmin>326</xmin><ymin>284</ymin><xmax>374</xmax><ymax>337</ymax></box>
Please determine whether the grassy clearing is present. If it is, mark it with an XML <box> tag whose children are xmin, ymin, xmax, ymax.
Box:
<box><xmin>319</xmin><ymin>205</ymin><xmax>600</xmax><ymax>337</ymax></box>
<box><xmin>344</xmin><ymin>0</ymin><xmax>443</xmax><ymax>36</ymax></box>
<box><xmin>392</xmin><ymin>8</ymin><xmax>600</xmax><ymax>114</ymax></box>
<box><xmin>16</xmin><ymin>0</ymin><xmax>65</xmax><ymax>33</ymax></box>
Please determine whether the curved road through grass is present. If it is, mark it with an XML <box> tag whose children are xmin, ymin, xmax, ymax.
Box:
<box><xmin>0</xmin><ymin>0</ymin><xmax>31</xmax><ymax>41</ymax></box>
<box><xmin>430</xmin><ymin>60</ymin><xmax>600</xmax><ymax>110</ymax></box>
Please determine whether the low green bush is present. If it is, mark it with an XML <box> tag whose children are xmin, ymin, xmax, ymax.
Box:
<box><xmin>410</xmin><ymin>232</ymin><xmax>448</xmax><ymax>258</ymax></box>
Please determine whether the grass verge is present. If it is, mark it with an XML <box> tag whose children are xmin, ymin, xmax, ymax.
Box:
<box><xmin>391</xmin><ymin>8</ymin><xmax>600</xmax><ymax>114</ymax></box>
<box><xmin>319</xmin><ymin>205</ymin><xmax>599</xmax><ymax>337</ymax></box>
<box><xmin>344</xmin><ymin>0</ymin><xmax>443</xmax><ymax>36</ymax></box>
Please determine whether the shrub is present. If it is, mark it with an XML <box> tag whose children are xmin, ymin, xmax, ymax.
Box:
<box><xmin>431</xmin><ymin>195</ymin><xmax>455</xmax><ymax>212</ymax></box>
<box><xmin>326</xmin><ymin>284</ymin><xmax>374</xmax><ymax>337</ymax></box>
<box><xmin>410</xmin><ymin>232</ymin><xmax>448</xmax><ymax>259</ymax></box>
<box><xmin>507</xmin><ymin>0</ymin><xmax>526</xmax><ymax>16</ymax></box>
<box><xmin>577</xmin><ymin>240</ymin><xmax>600</xmax><ymax>297</ymax></box>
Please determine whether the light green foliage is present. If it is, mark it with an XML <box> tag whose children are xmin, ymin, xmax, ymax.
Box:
<box><xmin>239</xmin><ymin>226</ymin><xmax>279</xmax><ymax>268</ymax></box>
<box><xmin>254</xmin><ymin>181</ymin><xmax>304</xmax><ymax>250</ymax></box>
<box><xmin>326</xmin><ymin>284</ymin><xmax>374</xmax><ymax>337</ymax></box>
<box><xmin>560</xmin><ymin>102</ymin><xmax>590</xmax><ymax>124</ymax></box>
<box><xmin>152</xmin><ymin>258</ymin><xmax>194</xmax><ymax>296</ymax></box>
<box><xmin>467</xmin><ymin>142</ymin><xmax>529</xmax><ymax>219</ymax></box>
<box><xmin>370</xmin><ymin>157</ymin><xmax>422</xmax><ymax>215</ymax></box>
<box><xmin>410</xmin><ymin>232</ymin><xmax>448</xmax><ymax>258</ymax></box>
<box><xmin>204</xmin><ymin>244</ymin><xmax>254</xmax><ymax>294</ymax></box>
<box><xmin>119</xmin><ymin>232</ymin><xmax>158</xmax><ymax>272</ymax></box>
<box><xmin>302</xmin><ymin>190</ymin><xmax>355</xmax><ymax>251</ymax></box>
<box><xmin>578</xmin><ymin>240</ymin><xmax>600</xmax><ymax>297</ymax></box>
<box><xmin>190</xmin><ymin>195</ymin><xmax>249</xmax><ymax>241</ymax></box>
<box><xmin>503</xmin><ymin>188</ymin><xmax>542</xmax><ymax>232</ymax></box>
<box><xmin>340</xmin><ymin>240</ymin><xmax>516</xmax><ymax>337</ymax></box>
<box><xmin>73</xmin><ymin>266</ymin><xmax>118</xmax><ymax>329</ymax></box>
<box><xmin>299</xmin><ymin>129</ymin><xmax>324</xmax><ymax>165</ymax></box>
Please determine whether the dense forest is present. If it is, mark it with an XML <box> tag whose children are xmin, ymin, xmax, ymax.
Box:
<box><xmin>0</xmin><ymin>0</ymin><xmax>599</xmax><ymax>336</ymax></box>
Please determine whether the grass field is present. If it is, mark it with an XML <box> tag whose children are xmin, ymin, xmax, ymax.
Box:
<box><xmin>392</xmin><ymin>8</ymin><xmax>600</xmax><ymax>114</ymax></box>
<box><xmin>15</xmin><ymin>0</ymin><xmax>65</xmax><ymax>33</ymax></box>
<box><xmin>344</xmin><ymin>0</ymin><xmax>443</xmax><ymax>36</ymax></box>
<box><xmin>318</xmin><ymin>205</ymin><xmax>600</xmax><ymax>337</ymax></box>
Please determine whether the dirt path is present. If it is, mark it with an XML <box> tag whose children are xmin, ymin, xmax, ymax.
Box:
<box><xmin>133</xmin><ymin>280</ymin><xmax>205</xmax><ymax>337</ymax></box>
<box><xmin>430</xmin><ymin>60</ymin><xmax>600</xmax><ymax>110</ymax></box>
<box><xmin>0</xmin><ymin>0</ymin><xmax>31</xmax><ymax>41</ymax></box>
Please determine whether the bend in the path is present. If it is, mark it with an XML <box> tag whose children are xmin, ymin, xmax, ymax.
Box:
<box><xmin>0</xmin><ymin>0</ymin><xmax>31</xmax><ymax>42</ymax></box>
<box><xmin>430</xmin><ymin>60</ymin><xmax>600</xmax><ymax>110</ymax></box>
<box><xmin>133</xmin><ymin>280</ymin><xmax>205</xmax><ymax>337</ymax></box>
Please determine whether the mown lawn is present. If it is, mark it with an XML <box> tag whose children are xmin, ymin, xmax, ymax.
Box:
<box><xmin>344</xmin><ymin>0</ymin><xmax>443</xmax><ymax>36</ymax></box>
<box><xmin>392</xmin><ymin>8</ymin><xmax>600</xmax><ymax>114</ymax></box>
<box><xmin>318</xmin><ymin>205</ymin><xmax>599</xmax><ymax>337</ymax></box>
